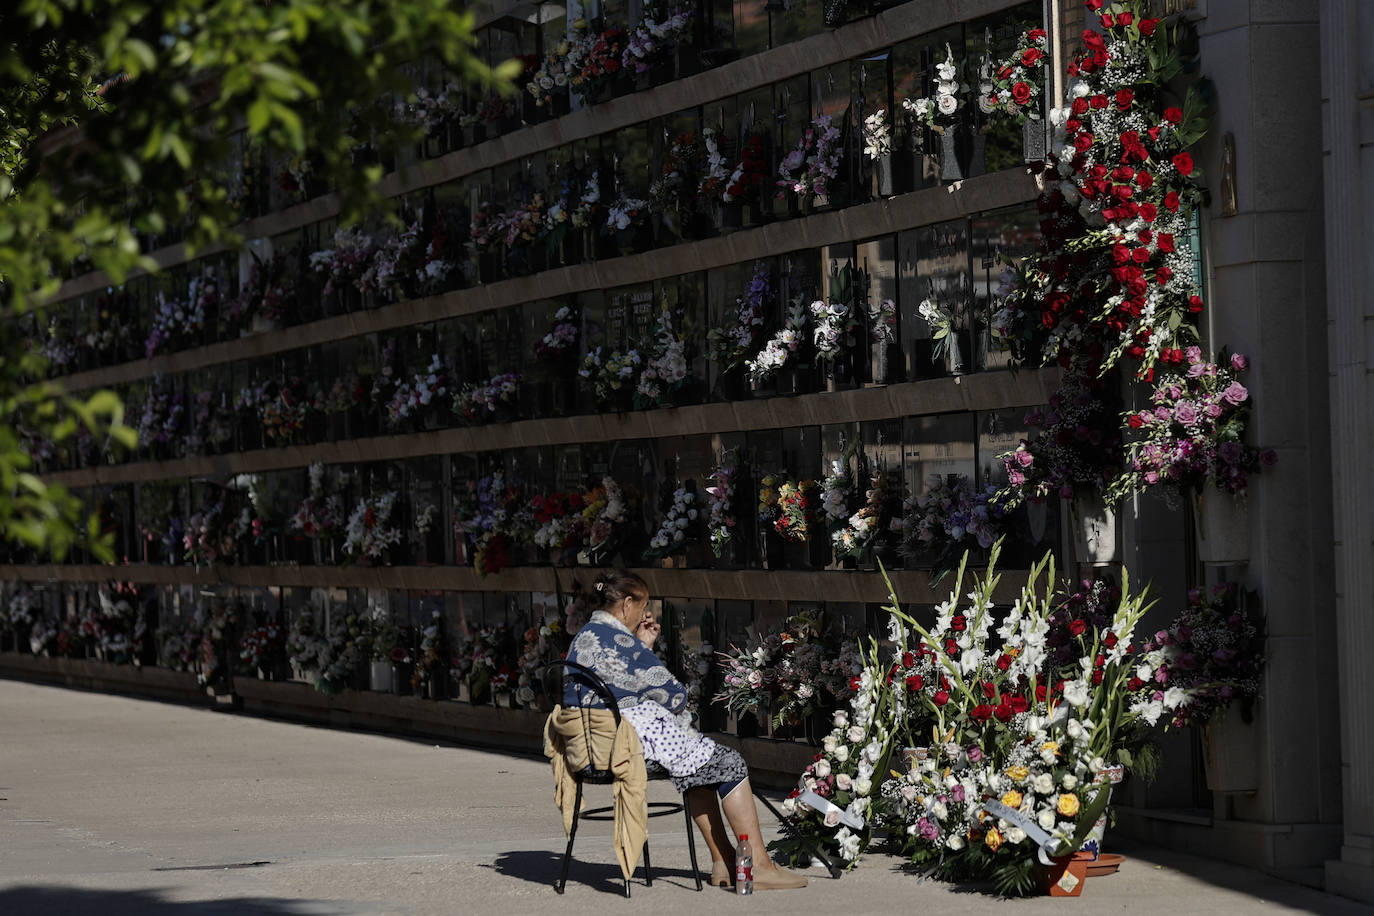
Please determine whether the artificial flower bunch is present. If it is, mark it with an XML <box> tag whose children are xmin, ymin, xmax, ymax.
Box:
<box><xmin>997</xmin><ymin>371</ymin><xmax>1123</xmax><ymax>507</ymax></box>
<box><xmin>453</xmin><ymin>471</ymin><xmax>530</xmax><ymax>576</ymax></box>
<box><xmin>580</xmin><ymin>475</ymin><xmax>629</xmax><ymax>563</ymax></box>
<box><xmin>526</xmin><ymin>35</ymin><xmax>576</xmax><ymax>108</ymax></box>
<box><xmin>649</xmin><ymin>131</ymin><xmax>704</xmax><ymax>213</ymax></box>
<box><xmin>370</xmin><ymin>216</ymin><xmax>455</xmax><ymax>300</ymax></box>
<box><xmin>862</xmin><ymin>109</ymin><xmax>892</xmax><ymax>160</ymax></box>
<box><xmin>579</xmin><ymin>346</ymin><xmax>642</xmax><ymax>406</ymax></box>
<box><xmin>568</xmin><ymin>24</ymin><xmax>629</xmax><ymax>103</ymax></box>
<box><xmin>777</xmin><ymin>478</ymin><xmax>815</xmax><ymax>543</ymax></box>
<box><xmin>810</xmin><ymin>297</ymin><xmax>855</xmax><ymax>366</ymax></box>
<box><xmin>705</xmin><ymin>453</ymin><xmax>739</xmax><ymax>558</ymax></box>
<box><xmin>237</xmin><ymin>619</ymin><xmax>285</xmax><ymax>675</ymax></box>
<box><xmin>469</xmin><ymin>202</ymin><xmax>505</xmax><ymax>253</ymax></box>
<box><xmin>868</xmin><ymin>298</ymin><xmax>897</xmax><ymax>345</ymax></box>
<box><xmin>634</xmin><ymin>309</ymin><xmax>690</xmax><ymax>409</ymax></box>
<box><xmin>533</xmin><ymin>305</ymin><xmax>579</xmax><ymax>361</ymax></box>
<box><xmin>716</xmin><ymin>608</ymin><xmax>861</xmax><ymax>730</ymax></box>
<box><xmin>605</xmin><ymin>195</ymin><xmax>650</xmax><ymax>235</ymax></box>
<box><xmin>545</xmin><ymin>170</ymin><xmax>602</xmax><ymax>241</ymax></box>
<box><xmin>452</xmin><ymin>372</ymin><xmax>520</xmax><ymax>425</ymax></box>
<box><xmin>722</xmin><ymin>133</ymin><xmax>767</xmax><ymax>204</ymax></box>
<box><xmin>916</xmin><ymin>296</ymin><xmax>955</xmax><ymax>359</ymax></box>
<box><xmin>290</xmin><ymin>462</ymin><xmax>344</xmax><ymax>541</ymax></box>
<box><xmin>698</xmin><ymin>128</ymin><xmax>732</xmax><ymax>201</ymax></box>
<box><xmin>386</xmin><ymin>354</ymin><xmax>448</xmax><ymax>428</ymax></box>
<box><xmin>1131</xmin><ymin>582</ymin><xmax>1263</xmax><ymax>728</ymax></box>
<box><xmin>746</xmin><ymin>298</ymin><xmax>808</xmax><ymax>384</ymax></box>
<box><xmin>819</xmin><ymin>458</ymin><xmax>853</xmax><ymax>531</ymax></box>
<box><xmin>979</xmin><ymin>27</ymin><xmax>1049</xmax><ymax>124</ymax></box>
<box><xmin>904</xmin><ymin>45</ymin><xmax>969</xmax><ymax>134</ymax></box>
<box><xmin>831</xmin><ymin>466</ymin><xmax>889</xmax><ymax>561</ymax></box>
<box><xmin>227</xmin><ymin>253</ymin><xmax>293</xmax><ymax>331</ymax></box>
<box><xmin>996</xmin><ymin>0</ymin><xmax>1208</xmax><ymax>378</ymax></box>
<box><xmin>260</xmin><ymin>377</ymin><xmax>314</xmax><ymax>443</ymax></box>
<box><xmin>531</xmin><ymin>490</ymin><xmax>587</xmax><ymax>559</ymax></box>
<box><xmin>776</xmin><ymin>113</ymin><xmax>843</xmax><ymax>205</ymax></box>
<box><xmin>897</xmin><ymin>474</ymin><xmax>1005</xmax><ymax>568</ymax></box>
<box><xmin>342</xmin><ymin>490</ymin><xmax>402</xmax><ymax>561</ymax></box>
<box><xmin>620</xmin><ymin>4</ymin><xmax>693</xmax><ymax>74</ymax></box>
<box><xmin>145</xmin><ymin>273</ymin><xmax>212</xmax><ymax>358</ymax></box>
<box><xmin>708</xmin><ymin>261</ymin><xmax>772</xmax><ymax>371</ymax></box>
<box><xmin>643</xmin><ymin>485</ymin><xmax>701</xmax><ymax>559</ymax></box>
<box><xmin>308</xmin><ymin>227</ymin><xmax>378</xmax><ymax>300</ymax></box>
<box><xmin>394</xmin><ymin>82</ymin><xmax>466</xmax><ymax>133</ymax></box>
<box><xmin>503</xmin><ymin>193</ymin><xmax>548</xmax><ymax>250</ymax></box>
<box><xmin>1107</xmin><ymin>349</ymin><xmax>1276</xmax><ymax>504</ymax></box>
<box><xmin>137</xmin><ymin>377</ymin><xmax>186</xmax><ymax>452</ymax></box>
<box><xmin>183</xmin><ymin>500</ymin><xmax>235</xmax><ymax>569</ymax></box>
<box><xmin>411</xmin><ymin>610</ymin><xmax>446</xmax><ymax>692</ymax></box>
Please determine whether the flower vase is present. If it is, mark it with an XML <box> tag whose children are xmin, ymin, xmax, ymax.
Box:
<box><xmin>477</xmin><ymin>250</ymin><xmax>502</xmax><ymax>284</ymax></box>
<box><xmin>938</xmin><ymin>130</ymin><xmax>963</xmax><ymax>182</ymax></box>
<box><xmin>1203</xmin><ymin>702</ymin><xmax>1261</xmax><ymax>793</ymax></box>
<box><xmin>963</xmin><ymin>129</ymin><xmax>986</xmax><ymax>178</ymax></box>
<box><xmin>947</xmin><ymin>328</ymin><xmax>972</xmax><ymax>376</ymax></box>
<box><xmin>1036</xmin><ymin>851</ymin><xmax>1092</xmax><ymax>897</ymax></box>
<box><xmin>350</xmin><ymin>664</ymin><xmax>369</xmax><ymax>692</ymax></box>
<box><xmin>1194</xmin><ymin>489</ymin><xmax>1249</xmax><ymax>565</ymax></box>
<box><xmin>1023</xmin><ymin>117</ymin><xmax>1048</xmax><ymax>163</ymax></box>
<box><xmin>718</xmin><ymin>201</ymin><xmax>742</xmax><ymax>231</ymax></box>
<box><xmin>872</xmin><ymin>153</ymin><xmax>894</xmax><ymax>198</ymax></box>
<box><xmin>1082</xmin><ymin>764</ymin><xmax>1125</xmax><ymax>859</ymax></box>
<box><xmin>393</xmin><ymin>662</ymin><xmax>414</xmax><ymax>696</ymax></box>
<box><xmin>369</xmin><ymin>660</ymin><xmax>392</xmax><ymax>692</ymax></box>
<box><xmin>1070</xmin><ymin>492</ymin><xmax>1119</xmax><ymax>564</ymax></box>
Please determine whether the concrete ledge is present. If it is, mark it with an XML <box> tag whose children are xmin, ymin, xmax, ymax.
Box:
<box><xmin>1116</xmin><ymin>805</ymin><xmax>1344</xmax><ymax>874</ymax></box>
<box><xmin>0</xmin><ymin>653</ymin><xmax>208</xmax><ymax>706</ymax></box>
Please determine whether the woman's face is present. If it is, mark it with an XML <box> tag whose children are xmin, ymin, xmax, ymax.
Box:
<box><xmin>615</xmin><ymin>592</ymin><xmax>649</xmax><ymax>628</ymax></box>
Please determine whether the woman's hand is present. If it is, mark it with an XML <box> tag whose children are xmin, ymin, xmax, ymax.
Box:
<box><xmin>634</xmin><ymin>615</ymin><xmax>661</xmax><ymax>649</ymax></box>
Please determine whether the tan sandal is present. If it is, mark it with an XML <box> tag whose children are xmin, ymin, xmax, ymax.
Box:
<box><xmin>710</xmin><ymin>860</ymin><xmax>735</xmax><ymax>888</ymax></box>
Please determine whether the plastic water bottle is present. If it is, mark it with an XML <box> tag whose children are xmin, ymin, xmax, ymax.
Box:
<box><xmin>736</xmin><ymin>833</ymin><xmax>754</xmax><ymax>895</ymax></box>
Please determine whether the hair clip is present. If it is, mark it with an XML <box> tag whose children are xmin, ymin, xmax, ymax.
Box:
<box><xmin>594</xmin><ymin>581</ymin><xmax>605</xmax><ymax>592</ymax></box>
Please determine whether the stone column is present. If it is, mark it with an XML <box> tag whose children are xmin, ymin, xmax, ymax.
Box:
<box><xmin>1320</xmin><ymin>0</ymin><xmax>1374</xmax><ymax>904</ymax></box>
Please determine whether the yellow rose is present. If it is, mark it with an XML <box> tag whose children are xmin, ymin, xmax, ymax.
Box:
<box><xmin>1057</xmin><ymin>793</ymin><xmax>1081</xmax><ymax>817</ymax></box>
<box><xmin>1041</xmin><ymin>740</ymin><xmax>1060</xmax><ymax>758</ymax></box>
<box><xmin>1006</xmin><ymin>765</ymin><xmax>1028</xmax><ymax>782</ymax></box>
<box><xmin>984</xmin><ymin>827</ymin><xmax>1002</xmax><ymax>852</ymax></box>
<box><xmin>1000</xmin><ymin>790</ymin><xmax>1023</xmax><ymax>809</ymax></box>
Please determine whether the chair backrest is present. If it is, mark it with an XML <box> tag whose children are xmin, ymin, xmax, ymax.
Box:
<box><xmin>542</xmin><ymin>659</ymin><xmax>623</xmax><ymax>777</ymax></box>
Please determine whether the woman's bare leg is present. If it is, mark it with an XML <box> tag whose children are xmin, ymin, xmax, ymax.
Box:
<box><xmin>688</xmin><ymin>788</ymin><xmax>733</xmax><ymax>865</ymax></box>
<box><xmin>719</xmin><ymin>778</ymin><xmax>782</xmax><ymax>870</ymax></box>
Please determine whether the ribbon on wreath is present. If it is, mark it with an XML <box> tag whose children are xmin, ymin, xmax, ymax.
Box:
<box><xmin>980</xmin><ymin>799</ymin><xmax>1069</xmax><ymax>866</ymax></box>
<box><xmin>797</xmin><ymin>789</ymin><xmax>865</xmax><ymax>831</ymax></box>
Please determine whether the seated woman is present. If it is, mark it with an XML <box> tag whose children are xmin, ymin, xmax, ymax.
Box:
<box><xmin>564</xmin><ymin>569</ymin><xmax>807</xmax><ymax>891</ymax></box>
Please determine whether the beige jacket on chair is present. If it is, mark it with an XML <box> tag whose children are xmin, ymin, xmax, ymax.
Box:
<box><xmin>543</xmin><ymin>705</ymin><xmax>648</xmax><ymax>881</ymax></box>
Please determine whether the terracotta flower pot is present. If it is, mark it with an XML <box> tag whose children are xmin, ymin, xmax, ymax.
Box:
<box><xmin>1036</xmin><ymin>850</ymin><xmax>1093</xmax><ymax>897</ymax></box>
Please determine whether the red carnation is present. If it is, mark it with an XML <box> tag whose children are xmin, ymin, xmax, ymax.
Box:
<box><xmin>1128</xmin><ymin>414</ymin><xmax>1144</xmax><ymax>429</ymax></box>
<box><xmin>951</xmin><ymin>615</ymin><xmax>967</xmax><ymax>632</ymax></box>
<box><xmin>1172</xmin><ymin>152</ymin><xmax>1195</xmax><ymax>175</ymax></box>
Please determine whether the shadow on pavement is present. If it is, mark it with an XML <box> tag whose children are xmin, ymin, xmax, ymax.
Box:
<box><xmin>490</xmin><ymin>849</ymin><xmax>706</xmax><ymax>896</ymax></box>
<box><xmin>0</xmin><ymin>886</ymin><xmax>339</xmax><ymax>916</ymax></box>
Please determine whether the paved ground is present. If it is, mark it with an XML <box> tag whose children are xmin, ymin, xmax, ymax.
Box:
<box><xmin>0</xmin><ymin>680</ymin><xmax>1369</xmax><ymax>916</ymax></box>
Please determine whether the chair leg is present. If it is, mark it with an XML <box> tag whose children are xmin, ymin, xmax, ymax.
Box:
<box><xmin>682</xmin><ymin>795</ymin><xmax>702</xmax><ymax>891</ymax></box>
<box><xmin>642</xmin><ymin>839</ymin><xmax>652</xmax><ymax>886</ymax></box>
<box><xmin>556</xmin><ymin>782</ymin><xmax>583</xmax><ymax>894</ymax></box>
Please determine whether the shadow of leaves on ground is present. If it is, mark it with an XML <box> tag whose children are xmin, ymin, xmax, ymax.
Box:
<box><xmin>0</xmin><ymin>886</ymin><xmax>344</xmax><ymax>916</ymax></box>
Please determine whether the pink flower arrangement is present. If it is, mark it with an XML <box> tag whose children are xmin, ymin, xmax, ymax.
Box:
<box><xmin>1107</xmin><ymin>348</ymin><xmax>1276</xmax><ymax>503</ymax></box>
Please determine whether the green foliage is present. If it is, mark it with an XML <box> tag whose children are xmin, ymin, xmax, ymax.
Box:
<box><xmin>1</xmin><ymin>0</ymin><xmax>512</xmax><ymax>562</ymax></box>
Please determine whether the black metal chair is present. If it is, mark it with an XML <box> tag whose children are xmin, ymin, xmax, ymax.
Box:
<box><xmin>542</xmin><ymin>660</ymin><xmax>703</xmax><ymax>897</ymax></box>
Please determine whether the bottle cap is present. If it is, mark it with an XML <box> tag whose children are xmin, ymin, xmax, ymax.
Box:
<box><xmin>740</xmin><ymin>834</ymin><xmax>748</xmax><ymax>840</ymax></box>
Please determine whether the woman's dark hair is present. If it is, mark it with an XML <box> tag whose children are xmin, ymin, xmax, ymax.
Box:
<box><xmin>591</xmin><ymin>569</ymin><xmax>649</xmax><ymax>609</ymax></box>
